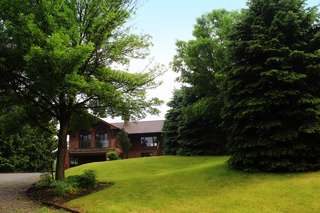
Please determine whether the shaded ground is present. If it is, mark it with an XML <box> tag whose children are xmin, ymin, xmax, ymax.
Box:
<box><xmin>27</xmin><ymin>182</ymin><xmax>112</xmax><ymax>205</ymax></box>
<box><xmin>0</xmin><ymin>174</ymin><xmax>43</xmax><ymax>213</ymax></box>
<box><xmin>0</xmin><ymin>173</ymin><xmax>112</xmax><ymax>212</ymax></box>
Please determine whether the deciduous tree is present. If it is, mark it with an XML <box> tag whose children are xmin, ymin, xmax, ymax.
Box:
<box><xmin>0</xmin><ymin>0</ymin><xmax>164</xmax><ymax>179</ymax></box>
<box><xmin>163</xmin><ymin>9</ymin><xmax>239</xmax><ymax>155</ymax></box>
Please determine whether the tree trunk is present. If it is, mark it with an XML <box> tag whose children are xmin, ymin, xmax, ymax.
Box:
<box><xmin>55</xmin><ymin>115</ymin><xmax>71</xmax><ymax>180</ymax></box>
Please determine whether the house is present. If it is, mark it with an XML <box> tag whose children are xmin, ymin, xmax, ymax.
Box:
<box><xmin>65</xmin><ymin>118</ymin><xmax>164</xmax><ymax>169</ymax></box>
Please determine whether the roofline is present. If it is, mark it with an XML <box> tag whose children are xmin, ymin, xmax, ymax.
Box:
<box><xmin>97</xmin><ymin>118</ymin><xmax>122</xmax><ymax>130</ymax></box>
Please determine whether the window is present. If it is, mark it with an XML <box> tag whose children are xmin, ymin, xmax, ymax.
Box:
<box><xmin>70</xmin><ymin>156</ymin><xmax>79</xmax><ymax>167</ymax></box>
<box><xmin>80</xmin><ymin>134</ymin><xmax>91</xmax><ymax>141</ymax></box>
<box><xmin>95</xmin><ymin>127</ymin><xmax>108</xmax><ymax>148</ymax></box>
<box><xmin>95</xmin><ymin>133</ymin><xmax>108</xmax><ymax>148</ymax></box>
<box><xmin>141</xmin><ymin>136</ymin><xmax>157</xmax><ymax>147</ymax></box>
<box><xmin>79</xmin><ymin>134</ymin><xmax>91</xmax><ymax>149</ymax></box>
<box><xmin>141</xmin><ymin>152</ymin><xmax>153</xmax><ymax>157</ymax></box>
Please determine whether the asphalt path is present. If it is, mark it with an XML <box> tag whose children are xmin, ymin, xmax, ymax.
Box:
<box><xmin>0</xmin><ymin>173</ymin><xmax>41</xmax><ymax>183</ymax></box>
<box><xmin>0</xmin><ymin>173</ymin><xmax>42</xmax><ymax>212</ymax></box>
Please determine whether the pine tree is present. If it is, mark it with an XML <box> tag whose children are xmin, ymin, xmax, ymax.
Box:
<box><xmin>116</xmin><ymin>127</ymin><xmax>132</xmax><ymax>159</ymax></box>
<box><xmin>222</xmin><ymin>0</ymin><xmax>320</xmax><ymax>172</ymax></box>
<box><xmin>163</xmin><ymin>87</ymin><xmax>227</xmax><ymax>156</ymax></box>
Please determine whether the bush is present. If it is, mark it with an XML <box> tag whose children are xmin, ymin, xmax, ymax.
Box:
<box><xmin>66</xmin><ymin>169</ymin><xmax>97</xmax><ymax>189</ymax></box>
<box><xmin>36</xmin><ymin>172</ymin><xmax>53</xmax><ymax>188</ymax></box>
<box><xmin>108</xmin><ymin>151</ymin><xmax>120</xmax><ymax>161</ymax></box>
<box><xmin>36</xmin><ymin>169</ymin><xmax>98</xmax><ymax>196</ymax></box>
<box><xmin>54</xmin><ymin>180</ymin><xmax>74</xmax><ymax>196</ymax></box>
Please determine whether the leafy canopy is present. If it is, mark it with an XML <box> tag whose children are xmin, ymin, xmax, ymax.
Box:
<box><xmin>0</xmin><ymin>0</ymin><xmax>164</xmax><ymax>179</ymax></box>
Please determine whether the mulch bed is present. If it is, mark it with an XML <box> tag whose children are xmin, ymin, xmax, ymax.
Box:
<box><xmin>26</xmin><ymin>182</ymin><xmax>112</xmax><ymax>212</ymax></box>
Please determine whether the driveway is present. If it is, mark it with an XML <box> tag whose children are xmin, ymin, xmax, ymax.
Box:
<box><xmin>0</xmin><ymin>173</ymin><xmax>41</xmax><ymax>183</ymax></box>
<box><xmin>0</xmin><ymin>173</ymin><xmax>42</xmax><ymax>212</ymax></box>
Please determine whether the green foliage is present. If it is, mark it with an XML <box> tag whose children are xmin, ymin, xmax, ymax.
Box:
<box><xmin>108</xmin><ymin>151</ymin><xmax>120</xmax><ymax>161</ymax></box>
<box><xmin>163</xmin><ymin>9</ymin><xmax>237</xmax><ymax>156</ymax></box>
<box><xmin>222</xmin><ymin>0</ymin><xmax>320</xmax><ymax>172</ymax></box>
<box><xmin>0</xmin><ymin>0</ymin><xmax>164</xmax><ymax>179</ymax></box>
<box><xmin>163</xmin><ymin>87</ymin><xmax>227</xmax><ymax>156</ymax></box>
<box><xmin>116</xmin><ymin>127</ymin><xmax>132</xmax><ymax>159</ymax></box>
<box><xmin>171</xmin><ymin>9</ymin><xmax>240</xmax><ymax>122</ymax></box>
<box><xmin>36</xmin><ymin>172</ymin><xmax>54</xmax><ymax>189</ymax></box>
<box><xmin>0</xmin><ymin>106</ymin><xmax>57</xmax><ymax>172</ymax></box>
<box><xmin>36</xmin><ymin>170</ymin><xmax>98</xmax><ymax>196</ymax></box>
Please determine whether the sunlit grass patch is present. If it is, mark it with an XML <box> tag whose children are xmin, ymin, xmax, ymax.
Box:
<box><xmin>65</xmin><ymin>156</ymin><xmax>320</xmax><ymax>213</ymax></box>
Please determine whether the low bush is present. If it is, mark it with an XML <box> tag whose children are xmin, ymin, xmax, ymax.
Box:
<box><xmin>36</xmin><ymin>172</ymin><xmax>53</xmax><ymax>188</ymax></box>
<box><xmin>108</xmin><ymin>151</ymin><xmax>120</xmax><ymax>161</ymax></box>
<box><xmin>36</xmin><ymin>169</ymin><xmax>98</xmax><ymax>196</ymax></box>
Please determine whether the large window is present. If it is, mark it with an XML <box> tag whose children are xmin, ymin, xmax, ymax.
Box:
<box><xmin>79</xmin><ymin>134</ymin><xmax>91</xmax><ymax>148</ymax></box>
<box><xmin>95</xmin><ymin>127</ymin><xmax>108</xmax><ymax>148</ymax></box>
<box><xmin>95</xmin><ymin>133</ymin><xmax>108</xmax><ymax>148</ymax></box>
<box><xmin>141</xmin><ymin>136</ymin><xmax>157</xmax><ymax>147</ymax></box>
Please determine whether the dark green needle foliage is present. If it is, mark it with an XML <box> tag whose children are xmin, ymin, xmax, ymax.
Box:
<box><xmin>222</xmin><ymin>0</ymin><xmax>320</xmax><ymax>172</ymax></box>
<box><xmin>163</xmin><ymin>87</ymin><xmax>227</xmax><ymax>156</ymax></box>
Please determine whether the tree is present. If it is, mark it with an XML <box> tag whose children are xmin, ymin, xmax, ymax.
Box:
<box><xmin>162</xmin><ymin>89</ymin><xmax>184</xmax><ymax>155</ymax></box>
<box><xmin>162</xmin><ymin>10</ymin><xmax>239</xmax><ymax>156</ymax></box>
<box><xmin>222</xmin><ymin>0</ymin><xmax>320</xmax><ymax>172</ymax></box>
<box><xmin>0</xmin><ymin>106</ymin><xmax>57</xmax><ymax>172</ymax></box>
<box><xmin>116</xmin><ymin>127</ymin><xmax>132</xmax><ymax>159</ymax></box>
<box><xmin>171</xmin><ymin>9</ymin><xmax>240</xmax><ymax>123</ymax></box>
<box><xmin>162</xmin><ymin>87</ymin><xmax>227</xmax><ymax>156</ymax></box>
<box><xmin>0</xmin><ymin>0</ymin><xmax>164</xmax><ymax>179</ymax></box>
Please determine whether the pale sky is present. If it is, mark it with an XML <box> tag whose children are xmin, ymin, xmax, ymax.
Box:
<box><xmin>104</xmin><ymin>0</ymin><xmax>320</xmax><ymax>123</ymax></box>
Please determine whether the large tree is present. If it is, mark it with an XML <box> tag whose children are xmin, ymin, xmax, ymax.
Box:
<box><xmin>171</xmin><ymin>9</ymin><xmax>239</xmax><ymax>122</ymax></box>
<box><xmin>162</xmin><ymin>10</ymin><xmax>239</xmax><ymax>155</ymax></box>
<box><xmin>0</xmin><ymin>0</ymin><xmax>164</xmax><ymax>179</ymax></box>
<box><xmin>222</xmin><ymin>0</ymin><xmax>320</xmax><ymax>172</ymax></box>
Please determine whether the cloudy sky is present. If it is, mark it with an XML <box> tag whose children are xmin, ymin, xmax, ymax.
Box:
<box><xmin>104</xmin><ymin>0</ymin><xmax>320</xmax><ymax>123</ymax></box>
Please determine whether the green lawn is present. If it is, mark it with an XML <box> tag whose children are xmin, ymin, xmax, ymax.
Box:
<box><xmin>64</xmin><ymin>156</ymin><xmax>320</xmax><ymax>213</ymax></box>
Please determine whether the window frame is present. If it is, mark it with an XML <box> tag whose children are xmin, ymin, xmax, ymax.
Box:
<box><xmin>140</xmin><ymin>136</ymin><xmax>158</xmax><ymax>147</ymax></box>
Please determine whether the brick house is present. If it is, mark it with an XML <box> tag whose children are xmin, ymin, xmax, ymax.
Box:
<box><xmin>65</xmin><ymin>118</ymin><xmax>164</xmax><ymax>168</ymax></box>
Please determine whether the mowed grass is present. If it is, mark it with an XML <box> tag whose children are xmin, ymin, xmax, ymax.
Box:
<box><xmin>65</xmin><ymin>156</ymin><xmax>320</xmax><ymax>213</ymax></box>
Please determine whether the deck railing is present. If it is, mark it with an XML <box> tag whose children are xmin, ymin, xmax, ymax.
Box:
<box><xmin>68</xmin><ymin>140</ymin><xmax>109</xmax><ymax>149</ymax></box>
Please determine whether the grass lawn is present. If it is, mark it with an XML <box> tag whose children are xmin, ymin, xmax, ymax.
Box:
<box><xmin>64</xmin><ymin>156</ymin><xmax>320</xmax><ymax>213</ymax></box>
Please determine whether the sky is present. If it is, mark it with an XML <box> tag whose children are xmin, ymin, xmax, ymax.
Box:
<box><xmin>104</xmin><ymin>0</ymin><xmax>320</xmax><ymax>123</ymax></box>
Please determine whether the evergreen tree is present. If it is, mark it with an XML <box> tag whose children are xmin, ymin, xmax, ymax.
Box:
<box><xmin>222</xmin><ymin>0</ymin><xmax>320</xmax><ymax>172</ymax></box>
<box><xmin>116</xmin><ymin>127</ymin><xmax>132</xmax><ymax>159</ymax></box>
<box><xmin>0</xmin><ymin>106</ymin><xmax>57</xmax><ymax>172</ymax></box>
<box><xmin>163</xmin><ymin>87</ymin><xmax>227</xmax><ymax>156</ymax></box>
<box><xmin>162</xmin><ymin>89</ymin><xmax>184</xmax><ymax>155</ymax></box>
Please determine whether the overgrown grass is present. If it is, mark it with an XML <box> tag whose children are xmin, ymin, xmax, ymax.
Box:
<box><xmin>64</xmin><ymin>156</ymin><xmax>320</xmax><ymax>213</ymax></box>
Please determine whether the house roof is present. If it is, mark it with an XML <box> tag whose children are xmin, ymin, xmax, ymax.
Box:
<box><xmin>111</xmin><ymin>120</ymin><xmax>164</xmax><ymax>134</ymax></box>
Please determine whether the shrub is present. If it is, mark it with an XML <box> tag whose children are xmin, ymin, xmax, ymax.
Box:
<box><xmin>54</xmin><ymin>180</ymin><xmax>74</xmax><ymax>196</ymax></box>
<box><xmin>108</xmin><ymin>151</ymin><xmax>120</xmax><ymax>161</ymax></box>
<box><xmin>36</xmin><ymin>169</ymin><xmax>98</xmax><ymax>196</ymax></box>
<box><xmin>66</xmin><ymin>169</ymin><xmax>97</xmax><ymax>189</ymax></box>
<box><xmin>36</xmin><ymin>172</ymin><xmax>53</xmax><ymax>188</ymax></box>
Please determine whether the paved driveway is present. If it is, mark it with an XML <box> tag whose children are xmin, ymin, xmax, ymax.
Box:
<box><xmin>0</xmin><ymin>173</ymin><xmax>41</xmax><ymax>183</ymax></box>
<box><xmin>0</xmin><ymin>173</ymin><xmax>42</xmax><ymax>212</ymax></box>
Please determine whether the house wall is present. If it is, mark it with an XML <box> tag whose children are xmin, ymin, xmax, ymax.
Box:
<box><xmin>65</xmin><ymin>122</ymin><xmax>164</xmax><ymax>169</ymax></box>
<box><xmin>127</xmin><ymin>133</ymin><xmax>163</xmax><ymax>158</ymax></box>
<box><xmin>65</xmin><ymin>121</ymin><xmax>120</xmax><ymax>169</ymax></box>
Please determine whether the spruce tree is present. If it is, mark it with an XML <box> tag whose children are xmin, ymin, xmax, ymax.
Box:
<box><xmin>222</xmin><ymin>0</ymin><xmax>320</xmax><ymax>172</ymax></box>
<box><xmin>116</xmin><ymin>127</ymin><xmax>132</xmax><ymax>159</ymax></box>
